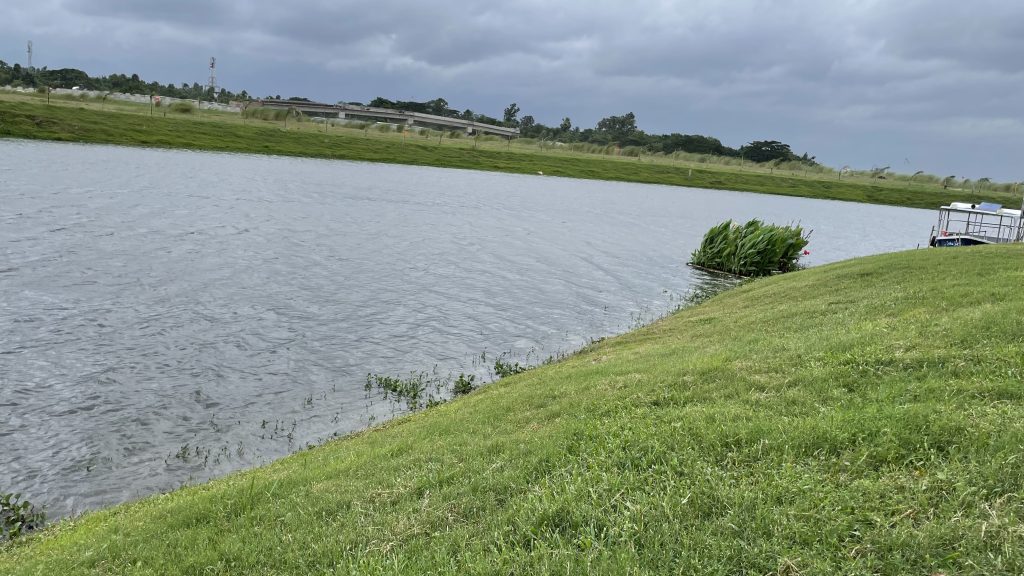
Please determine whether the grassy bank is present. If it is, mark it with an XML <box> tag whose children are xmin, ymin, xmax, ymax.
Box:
<box><xmin>1</xmin><ymin>97</ymin><xmax>1014</xmax><ymax>210</ymax></box>
<box><xmin>3</xmin><ymin>246</ymin><xmax>1023</xmax><ymax>574</ymax></box>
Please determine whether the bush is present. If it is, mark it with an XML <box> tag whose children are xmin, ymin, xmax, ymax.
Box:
<box><xmin>690</xmin><ymin>219</ymin><xmax>809</xmax><ymax>277</ymax></box>
<box><xmin>1</xmin><ymin>492</ymin><xmax>45</xmax><ymax>542</ymax></box>
<box><xmin>168</xmin><ymin>101</ymin><xmax>195</xmax><ymax>114</ymax></box>
<box><xmin>242</xmin><ymin>107</ymin><xmax>303</xmax><ymax>122</ymax></box>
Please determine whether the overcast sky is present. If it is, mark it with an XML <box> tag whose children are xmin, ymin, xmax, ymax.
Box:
<box><xmin>3</xmin><ymin>1</ymin><xmax>1022</xmax><ymax>181</ymax></box>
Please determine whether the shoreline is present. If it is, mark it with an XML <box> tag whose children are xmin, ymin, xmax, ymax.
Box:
<box><xmin>3</xmin><ymin>246</ymin><xmax>1023</xmax><ymax>573</ymax></box>
<box><xmin>2</xmin><ymin>98</ymin><xmax>1012</xmax><ymax>210</ymax></box>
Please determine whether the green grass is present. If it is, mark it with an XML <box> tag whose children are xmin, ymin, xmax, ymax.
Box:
<box><xmin>3</xmin><ymin>246</ymin><xmax>1023</xmax><ymax>574</ymax></box>
<box><xmin>1</xmin><ymin>97</ymin><xmax>1017</xmax><ymax>210</ymax></box>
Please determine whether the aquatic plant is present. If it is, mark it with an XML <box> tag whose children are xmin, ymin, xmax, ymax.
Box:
<box><xmin>1</xmin><ymin>492</ymin><xmax>45</xmax><ymax>542</ymax></box>
<box><xmin>364</xmin><ymin>355</ymin><xmax>537</xmax><ymax>413</ymax></box>
<box><xmin>451</xmin><ymin>373</ymin><xmax>476</xmax><ymax>396</ymax></box>
<box><xmin>365</xmin><ymin>373</ymin><xmax>428</xmax><ymax>410</ymax></box>
<box><xmin>494</xmin><ymin>354</ymin><xmax>528</xmax><ymax>378</ymax></box>
<box><xmin>364</xmin><ymin>369</ymin><xmax>483</xmax><ymax>410</ymax></box>
<box><xmin>690</xmin><ymin>219</ymin><xmax>810</xmax><ymax>277</ymax></box>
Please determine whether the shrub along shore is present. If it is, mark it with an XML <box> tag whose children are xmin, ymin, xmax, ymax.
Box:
<box><xmin>2</xmin><ymin>246</ymin><xmax>1022</xmax><ymax>574</ymax></box>
<box><xmin>1</xmin><ymin>98</ymin><xmax>1017</xmax><ymax>210</ymax></box>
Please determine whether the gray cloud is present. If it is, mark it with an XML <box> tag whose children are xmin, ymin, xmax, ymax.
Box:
<box><xmin>2</xmin><ymin>0</ymin><xmax>1022</xmax><ymax>180</ymax></box>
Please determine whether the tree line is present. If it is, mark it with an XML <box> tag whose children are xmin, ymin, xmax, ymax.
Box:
<box><xmin>0</xmin><ymin>60</ymin><xmax>816</xmax><ymax>165</ymax></box>
<box><xmin>0</xmin><ymin>61</ymin><xmax>250</xmax><ymax>104</ymax></box>
<box><xmin>512</xmin><ymin>108</ymin><xmax>816</xmax><ymax>164</ymax></box>
<box><xmin>351</xmin><ymin>98</ymin><xmax>815</xmax><ymax>164</ymax></box>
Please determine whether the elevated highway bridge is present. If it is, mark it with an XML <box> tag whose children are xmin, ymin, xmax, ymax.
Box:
<box><xmin>254</xmin><ymin>99</ymin><xmax>520</xmax><ymax>138</ymax></box>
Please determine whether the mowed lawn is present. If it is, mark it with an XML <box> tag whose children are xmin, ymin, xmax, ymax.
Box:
<box><xmin>2</xmin><ymin>245</ymin><xmax>1023</xmax><ymax>574</ymax></box>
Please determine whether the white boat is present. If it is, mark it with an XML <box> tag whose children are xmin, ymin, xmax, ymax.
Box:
<box><xmin>929</xmin><ymin>201</ymin><xmax>1023</xmax><ymax>247</ymax></box>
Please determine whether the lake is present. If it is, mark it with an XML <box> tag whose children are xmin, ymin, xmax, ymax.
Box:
<box><xmin>0</xmin><ymin>139</ymin><xmax>937</xmax><ymax>517</ymax></box>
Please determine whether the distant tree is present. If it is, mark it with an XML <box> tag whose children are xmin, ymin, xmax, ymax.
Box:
<box><xmin>420</xmin><ymin>98</ymin><xmax>444</xmax><ymax>116</ymax></box>
<box><xmin>36</xmin><ymin>68</ymin><xmax>89</xmax><ymax>89</ymax></box>
<box><xmin>559</xmin><ymin>117</ymin><xmax>572</xmax><ymax>132</ymax></box>
<box><xmin>738</xmin><ymin>140</ymin><xmax>797</xmax><ymax>163</ymax></box>
<box><xmin>520</xmin><ymin>115</ymin><xmax>535</xmax><ymax>131</ymax></box>
<box><xmin>799</xmin><ymin>152</ymin><xmax>817</xmax><ymax>164</ymax></box>
<box><xmin>11</xmin><ymin>62</ymin><xmax>25</xmax><ymax>86</ymax></box>
<box><xmin>595</xmin><ymin>112</ymin><xmax>639</xmax><ymax>144</ymax></box>
<box><xmin>503</xmin><ymin>102</ymin><xmax>520</xmax><ymax>127</ymax></box>
<box><xmin>660</xmin><ymin>133</ymin><xmax>736</xmax><ymax>156</ymax></box>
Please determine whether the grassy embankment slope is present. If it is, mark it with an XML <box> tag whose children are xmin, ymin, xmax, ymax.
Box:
<box><xmin>1</xmin><ymin>97</ymin><xmax>1014</xmax><ymax>210</ymax></box>
<box><xmin>3</xmin><ymin>246</ymin><xmax>1023</xmax><ymax>574</ymax></box>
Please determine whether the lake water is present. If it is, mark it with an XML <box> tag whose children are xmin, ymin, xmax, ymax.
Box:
<box><xmin>0</xmin><ymin>139</ymin><xmax>936</xmax><ymax>518</ymax></box>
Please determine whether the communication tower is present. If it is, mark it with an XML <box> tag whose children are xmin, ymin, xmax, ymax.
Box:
<box><xmin>27</xmin><ymin>41</ymin><xmax>33</xmax><ymax>69</ymax></box>
<box><xmin>208</xmin><ymin>57</ymin><xmax>217</xmax><ymax>96</ymax></box>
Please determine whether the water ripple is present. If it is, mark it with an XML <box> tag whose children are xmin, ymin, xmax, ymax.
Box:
<box><xmin>0</xmin><ymin>139</ymin><xmax>935</xmax><ymax>518</ymax></box>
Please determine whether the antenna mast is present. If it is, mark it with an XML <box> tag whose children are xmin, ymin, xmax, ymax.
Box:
<box><xmin>208</xmin><ymin>57</ymin><xmax>217</xmax><ymax>97</ymax></box>
<box><xmin>27</xmin><ymin>41</ymin><xmax>33</xmax><ymax>69</ymax></box>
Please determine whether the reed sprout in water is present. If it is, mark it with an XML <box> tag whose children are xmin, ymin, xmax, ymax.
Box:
<box><xmin>690</xmin><ymin>219</ymin><xmax>810</xmax><ymax>277</ymax></box>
